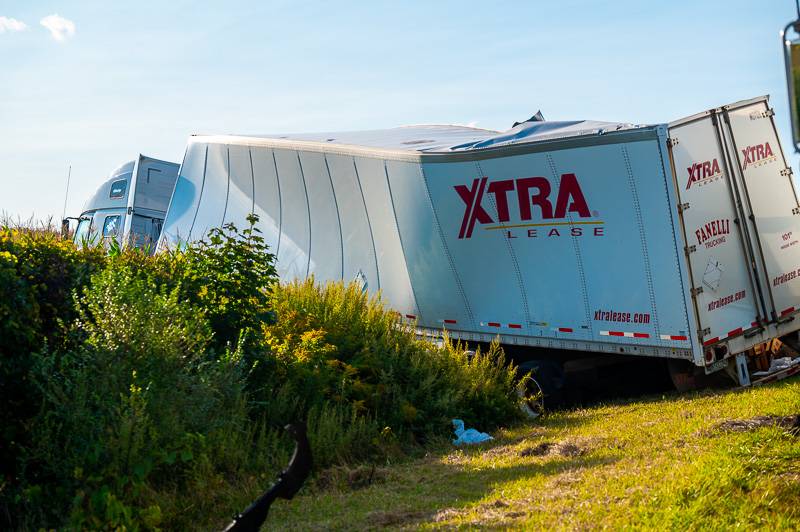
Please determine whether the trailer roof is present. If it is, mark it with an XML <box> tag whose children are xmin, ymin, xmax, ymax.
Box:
<box><xmin>218</xmin><ymin>118</ymin><xmax>640</xmax><ymax>153</ymax></box>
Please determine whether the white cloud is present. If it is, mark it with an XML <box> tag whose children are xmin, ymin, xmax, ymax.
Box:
<box><xmin>0</xmin><ymin>16</ymin><xmax>28</xmax><ymax>33</ymax></box>
<box><xmin>40</xmin><ymin>14</ymin><xmax>75</xmax><ymax>42</ymax></box>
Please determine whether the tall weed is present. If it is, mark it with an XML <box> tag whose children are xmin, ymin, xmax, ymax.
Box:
<box><xmin>263</xmin><ymin>279</ymin><xmax>522</xmax><ymax>441</ymax></box>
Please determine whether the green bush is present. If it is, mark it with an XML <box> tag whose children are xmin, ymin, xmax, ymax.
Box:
<box><xmin>156</xmin><ymin>214</ymin><xmax>277</xmax><ymax>348</ymax></box>
<box><xmin>0</xmin><ymin>228</ymin><xmax>105</xmax><ymax>514</ymax></box>
<box><xmin>1</xmin><ymin>218</ymin><xmax>523</xmax><ymax>530</ymax></box>
<box><xmin>22</xmin><ymin>265</ymin><xmax>250</xmax><ymax>529</ymax></box>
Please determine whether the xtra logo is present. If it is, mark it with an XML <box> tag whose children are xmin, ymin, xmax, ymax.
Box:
<box><xmin>454</xmin><ymin>173</ymin><xmax>592</xmax><ymax>239</ymax></box>
<box><xmin>741</xmin><ymin>142</ymin><xmax>775</xmax><ymax>170</ymax></box>
<box><xmin>685</xmin><ymin>158</ymin><xmax>722</xmax><ymax>190</ymax></box>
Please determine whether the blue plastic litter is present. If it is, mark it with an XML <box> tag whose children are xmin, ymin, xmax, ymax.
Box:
<box><xmin>452</xmin><ymin>419</ymin><xmax>493</xmax><ymax>445</ymax></box>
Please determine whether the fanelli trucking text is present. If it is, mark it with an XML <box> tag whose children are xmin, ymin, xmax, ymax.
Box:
<box><xmin>455</xmin><ymin>173</ymin><xmax>592</xmax><ymax>239</ymax></box>
<box><xmin>695</xmin><ymin>218</ymin><xmax>731</xmax><ymax>249</ymax></box>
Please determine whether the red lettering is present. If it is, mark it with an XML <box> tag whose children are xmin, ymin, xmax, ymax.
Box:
<box><xmin>554</xmin><ymin>173</ymin><xmax>591</xmax><ymax>218</ymax></box>
<box><xmin>455</xmin><ymin>173</ymin><xmax>598</xmax><ymax>238</ymax></box>
<box><xmin>487</xmin><ymin>179</ymin><xmax>515</xmax><ymax>222</ymax></box>
<box><xmin>685</xmin><ymin>165</ymin><xmax>696</xmax><ymax>189</ymax></box>
<box><xmin>516</xmin><ymin>177</ymin><xmax>552</xmax><ymax>220</ymax></box>
<box><xmin>455</xmin><ymin>178</ymin><xmax>492</xmax><ymax>239</ymax></box>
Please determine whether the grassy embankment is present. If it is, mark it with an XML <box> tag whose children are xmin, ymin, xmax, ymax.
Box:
<box><xmin>0</xmin><ymin>219</ymin><xmax>522</xmax><ymax>529</ymax></box>
<box><xmin>263</xmin><ymin>379</ymin><xmax>800</xmax><ymax>530</ymax></box>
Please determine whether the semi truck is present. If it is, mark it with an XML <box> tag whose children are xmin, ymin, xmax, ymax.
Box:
<box><xmin>68</xmin><ymin>96</ymin><xmax>800</xmax><ymax>405</ymax></box>
<box><xmin>153</xmin><ymin>96</ymin><xmax>800</xmax><ymax>400</ymax></box>
<box><xmin>69</xmin><ymin>154</ymin><xmax>179</xmax><ymax>250</ymax></box>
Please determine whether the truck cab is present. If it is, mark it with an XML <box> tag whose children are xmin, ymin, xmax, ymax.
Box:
<box><xmin>72</xmin><ymin>155</ymin><xmax>179</xmax><ymax>252</ymax></box>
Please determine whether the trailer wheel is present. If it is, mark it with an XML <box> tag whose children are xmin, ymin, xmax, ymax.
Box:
<box><xmin>517</xmin><ymin>360</ymin><xmax>565</xmax><ymax>418</ymax></box>
<box><xmin>517</xmin><ymin>373</ymin><xmax>545</xmax><ymax>419</ymax></box>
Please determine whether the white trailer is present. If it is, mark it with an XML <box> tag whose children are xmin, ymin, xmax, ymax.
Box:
<box><xmin>158</xmin><ymin>96</ymin><xmax>800</xmax><ymax>387</ymax></box>
<box><xmin>72</xmin><ymin>154</ymin><xmax>179</xmax><ymax>250</ymax></box>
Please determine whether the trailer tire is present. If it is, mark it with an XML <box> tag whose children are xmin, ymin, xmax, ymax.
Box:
<box><xmin>517</xmin><ymin>373</ymin><xmax>544</xmax><ymax>419</ymax></box>
<box><xmin>517</xmin><ymin>360</ymin><xmax>565</xmax><ymax>417</ymax></box>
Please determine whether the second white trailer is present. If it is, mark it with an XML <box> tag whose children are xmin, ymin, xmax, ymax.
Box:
<box><xmin>158</xmin><ymin>96</ymin><xmax>800</xmax><ymax>377</ymax></box>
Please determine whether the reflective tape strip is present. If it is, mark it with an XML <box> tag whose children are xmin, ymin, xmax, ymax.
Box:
<box><xmin>704</xmin><ymin>320</ymin><xmax>760</xmax><ymax>346</ymax></box>
<box><xmin>405</xmin><ymin>314</ymin><xmax>417</xmax><ymax>320</ymax></box>
<box><xmin>479</xmin><ymin>322</ymin><xmax>524</xmax><ymax>329</ymax></box>
<box><xmin>727</xmin><ymin>327</ymin><xmax>743</xmax><ymax>338</ymax></box>
<box><xmin>556</xmin><ymin>327</ymin><xmax>573</xmax><ymax>333</ymax></box>
<box><xmin>443</xmin><ymin>319</ymin><xmax>457</xmax><ymax>324</ymax></box>
<box><xmin>781</xmin><ymin>306</ymin><xmax>795</xmax><ymax>316</ymax></box>
<box><xmin>660</xmin><ymin>334</ymin><xmax>688</xmax><ymax>341</ymax></box>
<box><xmin>600</xmin><ymin>331</ymin><xmax>649</xmax><ymax>338</ymax></box>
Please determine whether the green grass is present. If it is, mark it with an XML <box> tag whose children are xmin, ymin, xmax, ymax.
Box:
<box><xmin>257</xmin><ymin>378</ymin><xmax>800</xmax><ymax>530</ymax></box>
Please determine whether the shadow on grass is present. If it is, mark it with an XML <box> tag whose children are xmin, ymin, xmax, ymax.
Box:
<box><xmin>269</xmin><ymin>377</ymin><xmax>800</xmax><ymax>529</ymax></box>
<box><xmin>270</xmin><ymin>447</ymin><xmax>620</xmax><ymax>530</ymax></box>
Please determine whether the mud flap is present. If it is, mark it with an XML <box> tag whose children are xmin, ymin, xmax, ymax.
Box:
<box><xmin>734</xmin><ymin>353</ymin><xmax>751</xmax><ymax>387</ymax></box>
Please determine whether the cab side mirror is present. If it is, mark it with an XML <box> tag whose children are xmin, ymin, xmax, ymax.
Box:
<box><xmin>782</xmin><ymin>20</ymin><xmax>800</xmax><ymax>153</ymax></box>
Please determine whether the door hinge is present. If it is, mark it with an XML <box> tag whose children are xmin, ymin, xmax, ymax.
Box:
<box><xmin>678</xmin><ymin>202</ymin><xmax>690</xmax><ymax>212</ymax></box>
<box><xmin>127</xmin><ymin>207</ymin><xmax>134</xmax><ymax>215</ymax></box>
<box><xmin>691</xmin><ymin>286</ymin><xmax>704</xmax><ymax>296</ymax></box>
<box><xmin>684</xmin><ymin>244</ymin><xmax>696</xmax><ymax>255</ymax></box>
<box><xmin>781</xmin><ymin>167</ymin><xmax>793</xmax><ymax>177</ymax></box>
<box><xmin>750</xmin><ymin>108</ymin><xmax>775</xmax><ymax>119</ymax></box>
<box><xmin>667</xmin><ymin>137</ymin><xmax>679</xmax><ymax>147</ymax></box>
<box><xmin>793</xmin><ymin>206</ymin><xmax>800</xmax><ymax>215</ymax></box>
<box><xmin>699</xmin><ymin>327</ymin><xmax>711</xmax><ymax>337</ymax></box>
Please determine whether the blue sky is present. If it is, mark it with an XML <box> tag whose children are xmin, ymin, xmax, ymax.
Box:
<box><xmin>2</xmin><ymin>1</ymin><xmax>800</xmax><ymax>221</ymax></box>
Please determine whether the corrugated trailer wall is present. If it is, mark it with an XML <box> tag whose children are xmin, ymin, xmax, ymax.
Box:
<box><xmin>162</xmin><ymin>141</ymin><xmax>420</xmax><ymax>318</ymax></box>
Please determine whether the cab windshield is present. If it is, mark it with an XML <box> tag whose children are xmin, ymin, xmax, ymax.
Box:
<box><xmin>73</xmin><ymin>218</ymin><xmax>91</xmax><ymax>245</ymax></box>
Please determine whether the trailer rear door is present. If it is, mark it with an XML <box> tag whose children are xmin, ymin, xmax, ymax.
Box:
<box><xmin>721</xmin><ymin>98</ymin><xmax>800</xmax><ymax>323</ymax></box>
<box><xmin>669</xmin><ymin>113</ymin><xmax>763</xmax><ymax>348</ymax></box>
